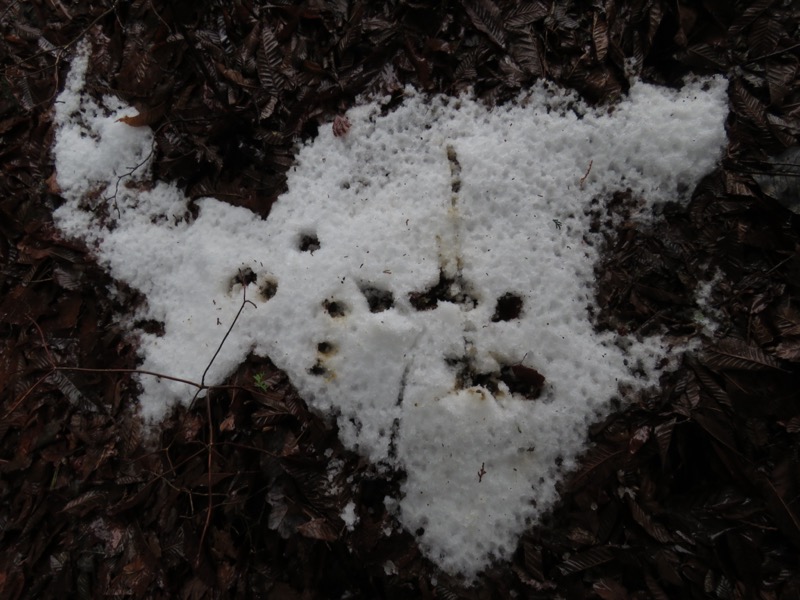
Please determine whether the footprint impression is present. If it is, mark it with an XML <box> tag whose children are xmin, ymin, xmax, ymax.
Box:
<box><xmin>52</xmin><ymin>51</ymin><xmax>729</xmax><ymax>576</ymax></box>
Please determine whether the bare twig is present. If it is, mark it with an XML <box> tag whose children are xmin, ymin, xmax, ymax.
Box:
<box><xmin>15</xmin><ymin>272</ymin><xmax>260</xmax><ymax>570</ymax></box>
<box><xmin>742</xmin><ymin>42</ymin><xmax>800</xmax><ymax>66</ymax></box>
<box><xmin>191</xmin><ymin>283</ymin><xmax>255</xmax><ymax>564</ymax></box>
<box><xmin>580</xmin><ymin>159</ymin><xmax>593</xmax><ymax>189</ymax></box>
<box><xmin>2</xmin><ymin>2</ymin><xmax>122</xmax><ymax>110</ymax></box>
<box><xmin>104</xmin><ymin>147</ymin><xmax>155</xmax><ymax>218</ymax></box>
<box><xmin>201</xmin><ymin>288</ymin><xmax>256</xmax><ymax>390</ymax></box>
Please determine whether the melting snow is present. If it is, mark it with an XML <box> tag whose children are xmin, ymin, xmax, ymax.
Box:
<box><xmin>52</xmin><ymin>44</ymin><xmax>728</xmax><ymax>576</ymax></box>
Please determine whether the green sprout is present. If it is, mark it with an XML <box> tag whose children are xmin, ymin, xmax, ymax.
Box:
<box><xmin>253</xmin><ymin>372</ymin><xmax>270</xmax><ymax>392</ymax></box>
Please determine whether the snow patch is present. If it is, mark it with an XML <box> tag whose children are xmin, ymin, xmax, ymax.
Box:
<box><xmin>52</xmin><ymin>43</ymin><xmax>729</xmax><ymax>577</ymax></box>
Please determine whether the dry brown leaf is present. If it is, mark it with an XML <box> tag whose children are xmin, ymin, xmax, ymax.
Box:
<box><xmin>62</xmin><ymin>489</ymin><xmax>108</xmax><ymax>516</ymax></box>
<box><xmin>46</xmin><ymin>172</ymin><xmax>61</xmax><ymax>194</ymax></box>
<box><xmin>504</xmin><ymin>1</ymin><xmax>549</xmax><ymax>29</ymax></box>
<box><xmin>774</xmin><ymin>338</ymin><xmax>800</xmax><ymax>362</ymax></box>
<box><xmin>704</xmin><ymin>337</ymin><xmax>783</xmax><ymax>371</ymax></box>
<box><xmin>462</xmin><ymin>0</ymin><xmax>507</xmax><ymax>48</ymax></box>
<box><xmin>730</xmin><ymin>0</ymin><xmax>776</xmax><ymax>34</ymax></box>
<box><xmin>686</xmin><ymin>43</ymin><xmax>727</xmax><ymax>69</ymax></box>
<box><xmin>569</xmin><ymin>444</ymin><xmax>624</xmax><ymax>491</ymax></box>
<box><xmin>627</xmin><ymin>497</ymin><xmax>672</xmax><ymax>543</ymax></box>
<box><xmin>117</xmin><ymin>105</ymin><xmax>165</xmax><ymax>127</ymax></box>
<box><xmin>297</xmin><ymin>517</ymin><xmax>338</xmax><ymax>541</ymax></box>
<box><xmin>765</xmin><ymin>59</ymin><xmax>797</xmax><ymax>106</ymax></box>
<box><xmin>593</xmin><ymin>578</ymin><xmax>629</xmax><ymax>600</ymax></box>
<box><xmin>558</xmin><ymin>546</ymin><xmax>614</xmax><ymax>575</ymax></box>
<box><xmin>592</xmin><ymin>13</ymin><xmax>609</xmax><ymax>61</ymax></box>
<box><xmin>509</xmin><ymin>35</ymin><xmax>544</xmax><ymax>76</ymax></box>
<box><xmin>748</xmin><ymin>17</ymin><xmax>784</xmax><ymax>56</ymax></box>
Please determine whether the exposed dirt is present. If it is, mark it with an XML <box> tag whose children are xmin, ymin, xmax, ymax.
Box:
<box><xmin>1</xmin><ymin>1</ymin><xmax>799</xmax><ymax>598</ymax></box>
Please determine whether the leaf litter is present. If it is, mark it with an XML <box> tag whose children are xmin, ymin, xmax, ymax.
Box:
<box><xmin>1</xmin><ymin>0</ymin><xmax>799</xmax><ymax>598</ymax></box>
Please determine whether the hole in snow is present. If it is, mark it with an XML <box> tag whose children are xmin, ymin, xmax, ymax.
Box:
<box><xmin>408</xmin><ymin>270</ymin><xmax>478</xmax><ymax>311</ymax></box>
<box><xmin>499</xmin><ymin>364</ymin><xmax>545</xmax><ymax>400</ymax></box>
<box><xmin>447</xmin><ymin>355</ymin><xmax>545</xmax><ymax>401</ymax></box>
<box><xmin>492</xmin><ymin>292</ymin><xmax>524</xmax><ymax>322</ymax></box>
<box><xmin>297</xmin><ymin>232</ymin><xmax>320</xmax><ymax>253</ymax></box>
<box><xmin>317</xmin><ymin>341</ymin><xmax>336</xmax><ymax>355</ymax></box>
<box><xmin>230</xmin><ymin>267</ymin><xmax>257</xmax><ymax>290</ymax></box>
<box><xmin>309</xmin><ymin>361</ymin><xmax>328</xmax><ymax>376</ymax></box>
<box><xmin>258</xmin><ymin>278</ymin><xmax>278</xmax><ymax>301</ymax></box>
<box><xmin>323</xmin><ymin>299</ymin><xmax>348</xmax><ymax>318</ymax></box>
<box><xmin>359</xmin><ymin>283</ymin><xmax>394</xmax><ymax>313</ymax></box>
<box><xmin>134</xmin><ymin>319</ymin><xmax>165</xmax><ymax>337</ymax></box>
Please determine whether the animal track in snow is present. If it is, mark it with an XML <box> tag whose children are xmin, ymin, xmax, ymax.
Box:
<box><xmin>52</xmin><ymin>46</ymin><xmax>729</xmax><ymax>576</ymax></box>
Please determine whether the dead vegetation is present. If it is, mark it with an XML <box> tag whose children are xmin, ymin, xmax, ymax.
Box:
<box><xmin>1</xmin><ymin>0</ymin><xmax>799</xmax><ymax>598</ymax></box>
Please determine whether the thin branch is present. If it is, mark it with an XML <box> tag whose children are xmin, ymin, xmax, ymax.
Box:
<box><xmin>17</xmin><ymin>279</ymin><xmax>259</xmax><ymax>570</ymax></box>
<box><xmin>579</xmin><ymin>159</ymin><xmax>593</xmax><ymax>189</ymax></box>
<box><xmin>191</xmin><ymin>283</ymin><xmax>254</xmax><ymax>565</ymax></box>
<box><xmin>8</xmin><ymin>2</ymin><xmax>120</xmax><ymax>69</ymax></box>
<box><xmin>2</xmin><ymin>2</ymin><xmax>122</xmax><ymax>111</ymax></box>
<box><xmin>742</xmin><ymin>42</ymin><xmax>800</xmax><ymax>66</ymax></box>
<box><xmin>201</xmin><ymin>285</ymin><xmax>256</xmax><ymax>389</ymax></box>
<box><xmin>104</xmin><ymin>146</ymin><xmax>155</xmax><ymax>218</ymax></box>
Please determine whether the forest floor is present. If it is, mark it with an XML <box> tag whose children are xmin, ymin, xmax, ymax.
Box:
<box><xmin>1</xmin><ymin>1</ymin><xmax>799</xmax><ymax>598</ymax></box>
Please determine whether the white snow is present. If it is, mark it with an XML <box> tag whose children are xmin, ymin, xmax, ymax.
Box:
<box><xmin>693</xmin><ymin>268</ymin><xmax>726</xmax><ymax>335</ymax></box>
<box><xmin>52</xmin><ymin>43</ymin><xmax>729</xmax><ymax>577</ymax></box>
<box><xmin>341</xmin><ymin>501</ymin><xmax>359</xmax><ymax>532</ymax></box>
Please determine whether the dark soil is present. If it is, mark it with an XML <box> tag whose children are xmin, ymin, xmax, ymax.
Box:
<box><xmin>1</xmin><ymin>1</ymin><xmax>799</xmax><ymax>598</ymax></box>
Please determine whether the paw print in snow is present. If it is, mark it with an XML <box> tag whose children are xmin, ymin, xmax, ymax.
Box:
<box><xmin>52</xmin><ymin>55</ymin><xmax>728</xmax><ymax>576</ymax></box>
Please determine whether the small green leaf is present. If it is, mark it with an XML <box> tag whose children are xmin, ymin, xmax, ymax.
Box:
<box><xmin>253</xmin><ymin>372</ymin><xmax>270</xmax><ymax>392</ymax></box>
